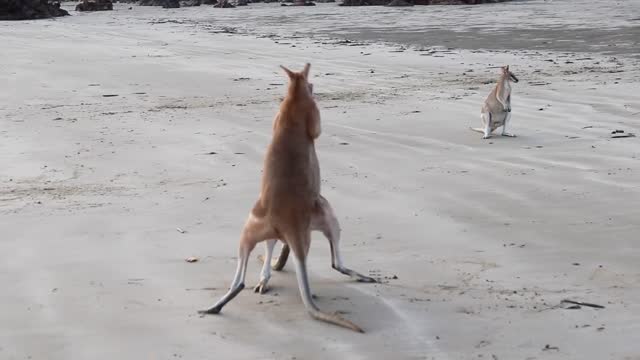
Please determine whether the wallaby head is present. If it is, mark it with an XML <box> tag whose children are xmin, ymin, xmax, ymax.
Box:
<box><xmin>276</xmin><ymin>63</ymin><xmax>321</xmax><ymax>140</ymax></box>
<box><xmin>501</xmin><ymin>65</ymin><xmax>519</xmax><ymax>83</ymax></box>
<box><xmin>280</xmin><ymin>63</ymin><xmax>314</xmax><ymax>99</ymax></box>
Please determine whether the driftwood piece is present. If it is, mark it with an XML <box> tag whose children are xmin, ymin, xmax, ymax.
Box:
<box><xmin>561</xmin><ymin>299</ymin><xmax>605</xmax><ymax>309</ymax></box>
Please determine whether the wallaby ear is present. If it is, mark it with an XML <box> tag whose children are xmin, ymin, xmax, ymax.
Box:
<box><xmin>505</xmin><ymin>65</ymin><xmax>510</xmax><ymax>71</ymax></box>
<box><xmin>302</xmin><ymin>63</ymin><xmax>311</xmax><ymax>79</ymax></box>
<box><xmin>280</xmin><ymin>65</ymin><xmax>295</xmax><ymax>79</ymax></box>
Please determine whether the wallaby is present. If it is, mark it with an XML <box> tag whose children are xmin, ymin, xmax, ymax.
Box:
<box><xmin>199</xmin><ymin>63</ymin><xmax>376</xmax><ymax>333</ymax></box>
<box><xmin>471</xmin><ymin>65</ymin><xmax>519</xmax><ymax>139</ymax></box>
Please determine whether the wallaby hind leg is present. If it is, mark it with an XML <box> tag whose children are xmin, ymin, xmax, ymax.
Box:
<box><xmin>501</xmin><ymin>112</ymin><xmax>516</xmax><ymax>137</ymax></box>
<box><xmin>481</xmin><ymin>112</ymin><xmax>492</xmax><ymax>139</ymax></box>
<box><xmin>257</xmin><ymin>242</ymin><xmax>290</xmax><ymax>271</ymax></box>
<box><xmin>254</xmin><ymin>239</ymin><xmax>276</xmax><ymax>294</ymax></box>
<box><xmin>287</xmin><ymin>233</ymin><xmax>365</xmax><ymax>333</ymax></box>
<box><xmin>313</xmin><ymin>196</ymin><xmax>376</xmax><ymax>283</ymax></box>
<box><xmin>199</xmin><ymin>210</ymin><xmax>274</xmax><ymax>314</ymax></box>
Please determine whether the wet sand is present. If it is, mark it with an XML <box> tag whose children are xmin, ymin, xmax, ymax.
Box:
<box><xmin>1</xmin><ymin>1</ymin><xmax>639</xmax><ymax>359</ymax></box>
<box><xmin>194</xmin><ymin>0</ymin><xmax>640</xmax><ymax>57</ymax></box>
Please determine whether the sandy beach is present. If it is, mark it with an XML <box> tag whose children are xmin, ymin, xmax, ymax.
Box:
<box><xmin>1</xmin><ymin>1</ymin><xmax>639</xmax><ymax>359</ymax></box>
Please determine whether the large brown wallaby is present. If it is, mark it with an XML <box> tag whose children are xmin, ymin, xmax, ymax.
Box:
<box><xmin>199</xmin><ymin>63</ymin><xmax>376</xmax><ymax>333</ymax></box>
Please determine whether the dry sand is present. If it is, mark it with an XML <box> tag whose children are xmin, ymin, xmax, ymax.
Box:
<box><xmin>1</xmin><ymin>1</ymin><xmax>639</xmax><ymax>359</ymax></box>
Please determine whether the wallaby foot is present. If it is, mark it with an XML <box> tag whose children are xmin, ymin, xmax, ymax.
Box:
<box><xmin>333</xmin><ymin>265</ymin><xmax>377</xmax><ymax>283</ymax></box>
<box><xmin>291</xmin><ymin>252</ymin><xmax>365</xmax><ymax>333</ymax></box>
<box><xmin>253</xmin><ymin>279</ymin><xmax>270</xmax><ymax>294</ymax></box>
<box><xmin>198</xmin><ymin>283</ymin><xmax>245</xmax><ymax>315</ymax></box>
<box><xmin>312</xmin><ymin>196</ymin><xmax>377</xmax><ymax>284</ymax></box>
<box><xmin>501</xmin><ymin>111</ymin><xmax>515</xmax><ymax>137</ymax></box>
<box><xmin>200</xmin><ymin>208</ymin><xmax>274</xmax><ymax>315</ymax></box>
<box><xmin>253</xmin><ymin>239</ymin><xmax>276</xmax><ymax>295</ymax></box>
<box><xmin>308</xmin><ymin>309</ymin><xmax>364</xmax><ymax>333</ymax></box>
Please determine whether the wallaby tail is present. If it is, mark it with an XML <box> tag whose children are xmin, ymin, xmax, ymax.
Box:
<box><xmin>257</xmin><ymin>243</ymin><xmax>290</xmax><ymax>271</ymax></box>
<box><xmin>469</xmin><ymin>127</ymin><xmax>485</xmax><ymax>134</ymax></box>
<box><xmin>272</xmin><ymin>244</ymin><xmax>289</xmax><ymax>271</ymax></box>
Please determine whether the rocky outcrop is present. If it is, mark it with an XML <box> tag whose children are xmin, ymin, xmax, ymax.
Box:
<box><xmin>134</xmin><ymin>0</ymin><xmax>251</xmax><ymax>6</ymax></box>
<box><xmin>75</xmin><ymin>0</ymin><xmax>113</xmax><ymax>11</ymax></box>
<box><xmin>162</xmin><ymin>0</ymin><xmax>179</xmax><ymax>6</ymax></box>
<box><xmin>386</xmin><ymin>0</ymin><xmax>412</xmax><ymax>6</ymax></box>
<box><xmin>212</xmin><ymin>0</ymin><xmax>234</xmax><ymax>7</ymax></box>
<box><xmin>138</xmin><ymin>0</ymin><xmax>179</xmax><ymax>7</ymax></box>
<box><xmin>0</xmin><ymin>0</ymin><xmax>69</xmax><ymax>20</ymax></box>
<box><xmin>281</xmin><ymin>1</ymin><xmax>315</xmax><ymax>5</ymax></box>
<box><xmin>428</xmin><ymin>0</ymin><xmax>513</xmax><ymax>4</ymax></box>
<box><xmin>178</xmin><ymin>0</ymin><xmax>217</xmax><ymax>6</ymax></box>
<box><xmin>342</xmin><ymin>0</ymin><xmax>511</xmax><ymax>5</ymax></box>
<box><xmin>339</xmin><ymin>0</ymin><xmax>386</xmax><ymax>6</ymax></box>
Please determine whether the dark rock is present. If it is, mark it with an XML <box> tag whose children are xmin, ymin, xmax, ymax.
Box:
<box><xmin>340</xmin><ymin>0</ymin><xmax>387</xmax><ymax>6</ymax></box>
<box><xmin>386</xmin><ymin>0</ymin><xmax>412</xmax><ymax>6</ymax></box>
<box><xmin>426</xmin><ymin>0</ymin><xmax>511</xmax><ymax>3</ymax></box>
<box><xmin>138</xmin><ymin>0</ymin><xmax>180</xmax><ymax>6</ymax></box>
<box><xmin>342</xmin><ymin>0</ymin><xmax>511</xmax><ymax>5</ymax></box>
<box><xmin>282</xmin><ymin>0</ymin><xmax>315</xmax><ymax>5</ymax></box>
<box><xmin>75</xmin><ymin>0</ymin><xmax>113</xmax><ymax>11</ymax></box>
<box><xmin>1</xmin><ymin>0</ymin><xmax>69</xmax><ymax>20</ymax></box>
<box><xmin>213</xmin><ymin>0</ymin><xmax>234</xmax><ymax>7</ymax></box>
<box><xmin>162</xmin><ymin>0</ymin><xmax>179</xmax><ymax>7</ymax></box>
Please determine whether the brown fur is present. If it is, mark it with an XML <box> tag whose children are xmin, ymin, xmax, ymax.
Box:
<box><xmin>200</xmin><ymin>64</ymin><xmax>375</xmax><ymax>333</ymax></box>
<box><xmin>471</xmin><ymin>65</ymin><xmax>519</xmax><ymax>138</ymax></box>
<box><xmin>259</xmin><ymin>63</ymin><xmax>321</xmax><ymax>249</ymax></box>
